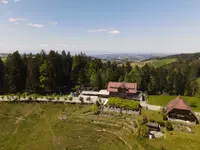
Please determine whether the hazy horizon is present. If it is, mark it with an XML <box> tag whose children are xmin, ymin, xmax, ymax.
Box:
<box><xmin>1</xmin><ymin>0</ymin><xmax>200</xmax><ymax>54</ymax></box>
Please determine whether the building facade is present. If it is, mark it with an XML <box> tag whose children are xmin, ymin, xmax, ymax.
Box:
<box><xmin>166</xmin><ymin>96</ymin><xmax>199</xmax><ymax>124</ymax></box>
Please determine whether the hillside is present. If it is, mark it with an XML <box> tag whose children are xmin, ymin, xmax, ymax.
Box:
<box><xmin>1</xmin><ymin>103</ymin><xmax>200</xmax><ymax>150</ymax></box>
<box><xmin>93</xmin><ymin>53</ymin><xmax>168</xmax><ymax>61</ymax></box>
<box><xmin>131</xmin><ymin>58</ymin><xmax>177</xmax><ymax>68</ymax></box>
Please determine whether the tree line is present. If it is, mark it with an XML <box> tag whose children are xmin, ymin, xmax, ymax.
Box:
<box><xmin>0</xmin><ymin>50</ymin><xmax>199</xmax><ymax>96</ymax></box>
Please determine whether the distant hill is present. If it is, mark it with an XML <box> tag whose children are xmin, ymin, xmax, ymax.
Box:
<box><xmin>145</xmin><ymin>52</ymin><xmax>200</xmax><ymax>62</ymax></box>
<box><xmin>93</xmin><ymin>53</ymin><xmax>169</xmax><ymax>61</ymax></box>
<box><xmin>0</xmin><ymin>53</ymin><xmax>9</xmax><ymax>58</ymax></box>
<box><xmin>132</xmin><ymin>58</ymin><xmax>177</xmax><ymax>68</ymax></box>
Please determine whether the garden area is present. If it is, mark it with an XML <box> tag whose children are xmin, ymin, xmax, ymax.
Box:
<box><xmin>106</xmin><ymin>97</ymin><xmax>140</xmax><ymax>110</ymax></box>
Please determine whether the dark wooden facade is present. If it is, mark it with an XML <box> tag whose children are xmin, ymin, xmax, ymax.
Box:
<box><xmin>166</xmin><ymin>96</ymin><xmax>199</xmax><ymax>124</ymax></box>
<box><xmin>168</xmin><ymin>109</ymin><xmax>198</xmax><ymax>123</ymax></box>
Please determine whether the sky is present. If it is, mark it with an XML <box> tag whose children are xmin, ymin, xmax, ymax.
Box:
<box><xmin>1</xmin><ymin>0</ymin><xmax>200</xmax><ymax>54</ymax></box>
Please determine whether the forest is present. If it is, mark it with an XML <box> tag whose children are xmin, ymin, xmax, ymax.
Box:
<box><xmin>0</xmin><ymin>50</ymin><xmax>199</xmax><ymax>96</ymax></box>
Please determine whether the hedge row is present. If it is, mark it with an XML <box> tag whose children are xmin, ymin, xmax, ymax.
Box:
<box><xmin>106</xmin><ymin>97</ymin><xmax>139</xmax><ymax>110</ymax></box>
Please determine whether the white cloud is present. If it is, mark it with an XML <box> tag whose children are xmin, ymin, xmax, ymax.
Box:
<box><xmin>88</xmin><ymin>28</ymin><xmax>120</xmax><ymax>34</ymax></box>
<box><xmin>109</xmin><ymin>30</ymin><xmax>120</xmax><ymax>34</ymax></box>
<box><xmin>49</xmin><ymin>21</ymin><xmax>58</xmax><ymax>25</ymax></box>
<box><xmin>14</xmin><ymin>0</ymin><xmax>21</xmax><ymax>2</ymax></box>
<box><xmin>28</xmin><ymin>23</ymin><xmax>44</xmax><ymax>28</ymax></box>
<box><xmin>8</xmin><ymin>17</ymin><xmax>24</xmax><ymax>22</ymax></box>
<box><xmin>1</xmin><ymin>0</ymin><xmax>8</xmax><ymax>4</ymax></box>
<box><xmin>88</xmin><ymin>29</ymin><xmax>109</xmax><ymax>32</ymax></box>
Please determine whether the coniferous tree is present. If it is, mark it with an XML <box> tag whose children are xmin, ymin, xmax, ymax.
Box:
<box><xmin>0</xmin><ymin>58</ymin><xmax>4</xmax><ymax>93</ymax></box>
<box><xmin>4</xmin><ymin>51</ymin><xmax>26</xmax><ymax>93</ymax></box>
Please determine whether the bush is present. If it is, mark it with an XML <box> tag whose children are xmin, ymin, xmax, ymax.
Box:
<box><xmin>86</xmin><ymin>96</ymin><xmax>91</xmax><ymax>101</ymax></box>
<box><xmin>137</xmin><ymin>125</ymin><xmax>149</xmax><ymax>139</ymax></box>
<box><xmin>157</xmin><ymin>121</ymin><xmax>165</xmax><ymax>127</ymax></box>
<box><xmin>166</xmin><ymin>121</ymin><xmax>173</xmax><ymax>131</ymax></box>
<box><xmin>69</xmin><ymin>96</ymin><xmax>73</xmax><ymax>101</ymax></box>
<box><xmin>107</xmin><ymin>97</ymin><xmax>139</xmax><ymax>110</ymax></box>
<box><xmin>163</xmin><ymin>114</ymin><xmax>168</xmax><ymax>121</ymax></box>
<box><xmin>142</xmin><ymin>115</ymin><xmax>148</xmax><ymax>124</ymax></box>
<box><xmin>28</xmin><ymin>96</ymin><xmax>33</xmax><ymax>101</ymax></box>
<box><xmin>90</xmin><ymin>104</ymin><xmax>98</xmax><ymax>112</ymax></box>
<box><xmin>79</xmin><ymin>97</ymin><xmax>84</xmax><ymax>103</ymax></box>
<box><xmin>32</xmin><ymin>94</ymin><xmax>38</xmax><ymax>100</ymax></box>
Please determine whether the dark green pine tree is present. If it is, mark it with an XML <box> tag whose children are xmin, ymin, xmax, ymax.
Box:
<box><xmin>4</xmin><ymin>51</ymin><xmax>26</xmax><ymax>93</ymax></box>
<box><xmin>0</xmin><ymin>57</ymin><xmax>4</xmax><ymax>94</ymax></box>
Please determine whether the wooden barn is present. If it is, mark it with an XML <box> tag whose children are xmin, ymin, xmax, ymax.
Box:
<box><xmin>166</xmin><ymin>96</ymin><xmax>199</xmax><ymax>124</ymax></box>
<box><xmin>107</xmin><ymin>82</ymin><xmax>143</xmax><ymax>100</ymax></box>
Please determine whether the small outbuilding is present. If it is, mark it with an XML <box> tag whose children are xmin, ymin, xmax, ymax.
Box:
<box><xmin>146</xmin><ymin>122</ymin><xmax>161</xmax><ymax>132</ymax></box>
<box><xmin>166</xmin><ymin>96</ymin><xmax>199</xmax><ymax>124</ymax></box>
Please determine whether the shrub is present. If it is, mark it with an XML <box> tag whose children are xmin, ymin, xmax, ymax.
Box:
<box><xmin>163</xmin><ymin>114</ymin><xmax>168</xmax><ymax>121</ymax></box>
<box><xmin>86</xmin><ymin>96</ymin><xmax>91</xmax><ymax>101</ymax></box>
<box><xmin>57</xmin><ymin>96</ymin><xmax>60</xmax><ymax>100</ymax></box>
<box><xmin>166</xmin><ymin>121</ymin><xmax>173</xmax><ymax>131</ymax></box>
<box><xmin>32</xmin><ymin>94</ymin><xmax>38</xmax><ymax>100</ymax></box>
<box><xmin>28</xmin><ymin>96</ymin><xmax>33</xmax><ymax>101</ymax></box>
<box><xmin>157</xmin><ymin>121</ymin><xmax>165</xmax><ymax>127</ymax></box>
<box><xmin>137</xmin><ymin>125</ymin><xmax>149</xmax><ymax>139</ymax></box>
<box><xmin>90</xmin><ymin>104</ymin><xmax>98</xmax><ymax>112</ymax></box>
<box><xmin>69</xmin><ymin>96</ymin><xmax>73</xmax><ymax>101</ymax></box>
<box><xmin>79</xmin><ymin>97</ymin><xmax>84</xmax><ymax>103</ymax></box>
<box><xmin>107</xmin><ymin>97</ymin><xmax>139</xmax><ymax>110</ymax></box>
<box><xmin>142</xmin><ymin>115</ymin><xmax>148</xmax><ymax>124</ymax></box>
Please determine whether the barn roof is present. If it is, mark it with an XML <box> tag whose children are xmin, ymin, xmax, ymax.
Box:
<box><xmin>107</xmin><ymin>82</ymin><xmax>137</xmax><ymax>93</ymax></box>
<box><xmin>166</xmin><ymin>96</ymin><xmax>197</xmax><ymax>117</ymax></box>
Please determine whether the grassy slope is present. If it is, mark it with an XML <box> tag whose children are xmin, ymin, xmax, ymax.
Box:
<box><xmin>131</xmin><ymin>58</ymin><xmax>177</xmax><ymax>68</ymax></box>
<box><xmin>1</xmin><ymin>103</ymin><xmax>200</xmax><ymax>150</ymax></box>
<box><xmin>148</xmin><ymin>95</ymin><xmax>200</xmax><ymax>112</ymax></box>
<box><xmin>147</xmin><ymin>58</ymin><xmax>176</xmax><ymax>68</ymax></box>
<box><xmin>0</xmin><ymin>103</ymin><xmax>127</xmax><ymax>150</ymax></box>
<box><xmin>143</xmin><ymin>126</ymin><xmax>200</xmax><ymax>150</ymax></box>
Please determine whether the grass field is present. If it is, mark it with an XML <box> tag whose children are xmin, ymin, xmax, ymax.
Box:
<box><xmin>1</xmin><ymin>103</ymin><xmax>200</xmax><ymax>150</ymax></box>
<box><xmin>131</xmin><ymin>58</ymin><xmax>177</xmax><ymax>68</ymax></box>
<box><xmin>148</xmin><ymin>95</ymin><xmax>200</xmax><ymax>112</ymax></box>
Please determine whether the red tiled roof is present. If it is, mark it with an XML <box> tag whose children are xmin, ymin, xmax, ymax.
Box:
<box><xmin>166</xmin><ymin>96</ymin><xmax>195</xmax><ymax>115</ymax></box>
<box><xmin>107</xmin><ymin>82</ymin><xmax>137</xmax><ymax>94</ymax></box>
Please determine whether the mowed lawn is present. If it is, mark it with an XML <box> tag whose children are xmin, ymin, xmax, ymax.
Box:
<box><xmin>148</xmin><ymin>95</ymin><xmax>200</xmax><ymax>112</ymax></box>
